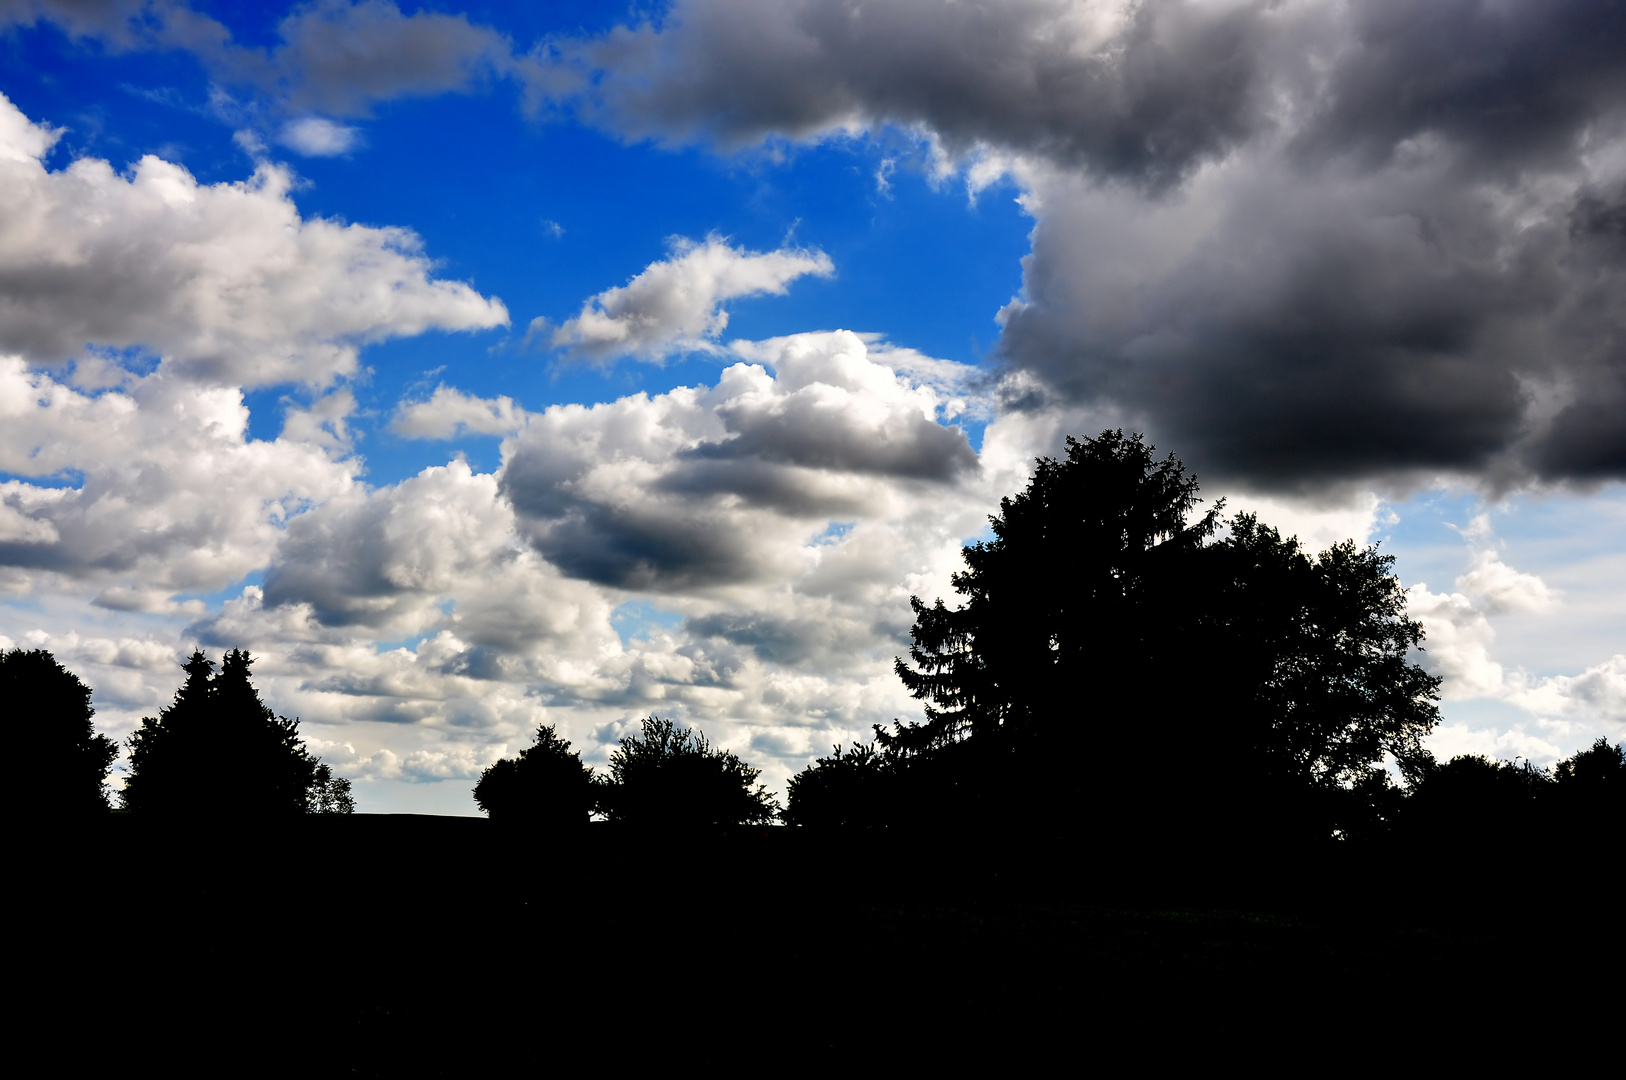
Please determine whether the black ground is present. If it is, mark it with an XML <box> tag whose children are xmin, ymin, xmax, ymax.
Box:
<box><xmin>18</xmin><ymin>816</ymin><xmax>1617</xmax><ymax>1074</ymax></box>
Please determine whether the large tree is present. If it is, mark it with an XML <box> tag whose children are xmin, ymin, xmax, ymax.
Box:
<box><xmin>3</xmin><ymin>648</ymin><xmax>118</xmax><ymax>814</ymax></box>
<box><xmin>473</xmin><ymin>723</ymin><xmax>595</xmax><ymax>825</ymax></box>
<box><xmin>122</xmin><ymin>649</ymin><xmax>335</xmax><ymax>816</ymax></box>
<box><xmin>891</xmin><ymin>431</ymin><xmax>1440</xmax><ymax>840</ymax></box>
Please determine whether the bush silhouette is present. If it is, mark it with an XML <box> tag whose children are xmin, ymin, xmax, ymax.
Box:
<box><xmin>597</xmin><ymin>717</ymin><xmax>778</xmax><ymax>827</ymax></box>
<box><xmin>473</xmin><ymin>723</ymin><xmax>594</xmax><ymax>824</ymax></box>
<box><xmin>3</xmin><ymin>648</ymin><xmax>118</xmax><ymax>814</ymax></box>
<box><xmin>122</xmin><ymin>649</ymin><xmax>344</xmax><ymax>816</ymax></box>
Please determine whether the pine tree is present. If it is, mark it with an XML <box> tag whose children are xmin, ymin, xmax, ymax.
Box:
<box><xmin>122</xmin><ymin>649</ymin><xmax>331</xmax><ymax>817</ymax></box>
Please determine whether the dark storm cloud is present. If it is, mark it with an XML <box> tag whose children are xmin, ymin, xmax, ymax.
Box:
<box><xmin>1294</xmin><ymin>0</ymin><xmax>1626</xmax><ymax>174</ymax></box>
<box><xmin>554</xmin><ymin>0</ymin><xmax>1626</xmax><ymax>487</ymax></box>
<box><xmin>567</xmin><ymin>0</ymin><xmax>1273</xmax><ymax>190</ymax></box>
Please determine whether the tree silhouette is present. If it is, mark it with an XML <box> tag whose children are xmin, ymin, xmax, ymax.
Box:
<box><xmin>1550</xmin><ymin>737</ymin><xmax>1624</xmax><ymax>839</ymax></box>
<box><xmin>122</xmin><ymin>649</ymin><xmax>340</xmax><ymax>816</ymax></box>
<box><xmin>597</xmin><ymin>716</ymin><xmax>778</xmax><ymax>827</ymax></box>
<box><xmin>3</xmin><ymin>648</ymin><xmax>118</xmax><ymax>814</ymax></box>
<box><xmin>473</xmin><ymin>723</ymin><xmax>594</xmax><ymax>824</ymax></box>
<box><xmin>784</xmin><ymin>739</ymin><xmax>899</xmax><ymax>828</ymax></box>
<box><xmin>890</xmin><ymin>430</ymin><xmax>1441</xmax><ymax>841</ymax></box>
<box><xmin>307</xmin><ymin>763</ymin><xmax>356</xmax><ymax>814</ymax></box>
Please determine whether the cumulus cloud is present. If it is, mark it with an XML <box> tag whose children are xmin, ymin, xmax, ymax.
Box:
<box><xmin>1455</xmin><ymin>548</ymin><xmax>1557</xmax><ymax>616</ymax></box>
<box><xmin>162</xmin><ymin>333</ymin><xmax>997</xmax><ymax>786</ymax></box>
<box><xmin>0</xmin><ymin>357</ymin><xmax>356</xmax><ymax>593</ymax></box>
<box><xmin>502</xmin><ymin>330</ymin><xmax>979</xmax><ymax>589</ymax></box>
<box><xmin>545</xmin><ymin>237</ymin><xmax>833</xmax><ymax>362</ymax></box>
<box><xmin>1407</xmin><ymin>583</ymin><xmax>1507</xmax><ymax>700</ymax></box>
<box><xmin>0</xmin><ymin>93</ymin><xmax>508</xmax><ymax>387</ymax></box>
<box><xmin>391</xmin><ymin>385</ymin><xmax>527</xmax><ymax>440</ymax></box>
<box><xmin>1513</xmin><ymin>654</ymin><xmax>1626</xmax><ymax>726</ymax></box>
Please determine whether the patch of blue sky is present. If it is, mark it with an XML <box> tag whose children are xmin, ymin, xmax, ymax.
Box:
<box><xmin>374</xmin><ymin>633</ymin><xmax>432</xmax><ymax>656</ymax></box>
<box><xmin>172</xmin><ymin>570</ymin><xmax>266</xmax><ymax>613</ymax></box>
<box><xmin>814</xmin><ymin>521</ymin><xmax>855</xmax><ymax>545</ymax></box>
<box><xmin>1374</xmin><ymin>488</ymin><xmax>1487</xmax><ymax>589</ymax></box>
<box><xmin>0</xmin><ymin>467</ymin><xmax>84</xmax><ymax>489</ymax></box>
<box><xmin>610</xmin><ymin>599</ymin><xmax>685</xmax><ymax>647</ymax></box>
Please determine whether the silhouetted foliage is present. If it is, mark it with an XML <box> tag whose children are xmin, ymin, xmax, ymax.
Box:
<box><xmin>1402</xmin><ymin>753</ymin><xmax>1552</xmax><ymax>850</ymax></box>
<box><xmin>307</xmin><ymin>763</ymin><xmax>356</xmax><ymax>814</ymax></box>
<box><xmin>597</xmin><ymin>716</ymin><xmax>778</xmax><ymax>827</ymax></box>
<box><xmin>122</xmin><ymin>649</ymin><xmax>345</xmax><ymax>816</ymax></box>
<box><xmin>784</xmin><ymin>739</ymin><xmax>900</xmax><ymax>827</ymax></box>
<box><xmin>473</xmin><ymin>723</ymin><xmax>594</xmax><ymax>825</ymax></box>
<box><xmin>1550</xmin><ymin>737</ymin><xmax>1626</xmax><ymax>840</ymax></box>
<box><xmin>885</xmin><ymin>430</ymin><xmax>1442</xmax><ymax>841</ymax></box>
<box><xmin>3</xmin><ymin>648</ymin><xmax>118</xmax><ymax>813</ymax></box>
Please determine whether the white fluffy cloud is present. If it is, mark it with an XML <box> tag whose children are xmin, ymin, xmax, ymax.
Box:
<box><xmin>154</xmin><ymin>331</ymin><xmax>999</xmax><ymax>800</ymax></box>
<box><xmin>0</xmin><ymin>92</ymin><xmax>507</xmax><ymax>387</ymax></box>
<box><xmin>0</xmin><ymin>357</ymin><xmax>356</xmax><ymax>595</ymax></box>
<box><xmin>503</xmin><ymin>330</ymin><xmax>980</xmax><ymax>589</ymax></box>
<box><xmin>391</xmin><ymin>385</ymin><xmax>527</xmax><ymax>440</ymax></box>
<box><xmin>544</xmin><ymin>237</ymin><xmax>833</xmax><ymax>362</ymax></box>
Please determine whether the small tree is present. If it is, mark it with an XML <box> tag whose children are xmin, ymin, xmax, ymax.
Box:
<box><xmin>3</xmin><ymin>648</ymin><xmax>118</xmax><ymax>814</ymax></box>
<box><xmin>597</xmin><ymin>717</ymin><xmax>778</xmax><ymax>827</ymax></box>
<box><xmin>307</xmin><ymin>764</ymin><xmax>356</xmax><ymax>814</ymax></box>
<box><xmin>122</xmin><ymin>649</ymin><xmax>341</xmax><ymax>816</ymax></box>
<box><xmin>473</xmin><ymin>723</ymin><xmax>594</xmax><ymax>825</ymax></box>
<box><xmin>784</xmin><ymin>739</ymin><xmax>899</xmax><ymax>828</ymax></box>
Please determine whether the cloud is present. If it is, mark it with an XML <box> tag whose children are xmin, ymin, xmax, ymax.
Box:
<box><xmin>1454</xmin><ymin>549</ymin><xmax>1556</xmax><ymax>616</ymax></box>
<box><xmin>0</xmin><ymin>93</ymin><xmax>508</xmax><ymax>387</ymax></box>
<box><xmin>0</xmin><ymin>357</ymin><xmax>357</xmax><ymax>594</ymax></box>
<box><xmin>1407</xmin><ymin>584</ymin><xmax>1507</xmax><ymax>700</ymax></box>
<box><xmin>517</xmin><ymin>0</ymin><xmax>1626</xmax><ymax>489</ymax></box>
<box><xmin>391</xmin><ymin>385</ymin><xmax>527</xmax><ymax>440</ymax></box>
<box><xmin>1517</xmin><ymin>654</ymin><xmax>1626</xmax><ymax>726</ymax></box>
<box><xmin>546</xmin><ymin>236</ymin><xmax>833</xmax><ymax>362</ymax></box>
<box><xmin>502</xmin><ymin>330</ymin><xmax>979</xmax><ymax>590</ymax></box>
<box><xmin>547</xmin><ymin>0</ymin><xmax>1271</xmax><ymax>191</ymax></box>
<box><xmin>1</xmin><ymin>1</ymin><xmax>524</xmax><ymax>119</ymax></box>
<box><xmin>276</xmin><ymin>116</ymin><xmax>360</xmax><ymax>156</ymax></box>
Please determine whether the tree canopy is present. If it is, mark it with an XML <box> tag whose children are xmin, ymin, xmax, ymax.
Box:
<box><xmin>878</xmin><ymin>430</ymin><xmax>1443</xmax><ymax>841</ymax></box>
<box><xmin>473</xmin><ymin>723</ymin><xmax>595</xmax><ymax>825</ymax></box>
<box><xmin>3</xmin><ymin>648</ymin><xmax>118</xmax><ymax>814</ymax></box>
<box><xmin>597</xmin><ymin>716</ymin><xmax>779</xmax><ymax>828</ymax></box>
<box><xmin>122</xmin><ymin>649</ymin><xmax>346</xmax><ymax>816</ymax></box>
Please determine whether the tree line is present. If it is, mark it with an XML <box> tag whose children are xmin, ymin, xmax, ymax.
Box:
<box><xmin>5</xmin><ymin>646</ymin><xmax>352</xmax><ymax>815</ymax></box>
<box><xmin>8</xmin><ymin>430</ymin><xmax>1621</xmax><ymax>842</ymax></box>
<box><xmin>475</xmin><ymin>431</ymin><xmax>1621</xmax><ymax>846</ymax></box>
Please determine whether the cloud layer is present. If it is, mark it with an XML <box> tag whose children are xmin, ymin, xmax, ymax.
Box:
<box><xmin>541</xmin><ymin>0</ymin><xmax>1626</xmax><ymax>489</ymax></box>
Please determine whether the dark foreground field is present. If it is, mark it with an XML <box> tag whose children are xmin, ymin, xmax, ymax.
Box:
<box><xmin>18</xmin><ymin>816</ymin><xmax>1618</xmax><ymax>1074</ymax></box>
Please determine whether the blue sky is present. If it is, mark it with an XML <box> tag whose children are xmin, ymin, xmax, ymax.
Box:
<box><xmin>2</xmin><ymin>1</ymin><xmax>1622</xmax><ymax>813</ymax></box>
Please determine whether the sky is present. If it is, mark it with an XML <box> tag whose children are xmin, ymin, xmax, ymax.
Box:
<box><xmin>1</xmin><ymin>0</ymin><xmax>1622</xmax><ymax>814</ymax></box>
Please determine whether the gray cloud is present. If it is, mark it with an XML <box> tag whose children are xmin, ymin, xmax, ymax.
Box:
<box><xmin>531</xmin><ymin>0</ymin><xmax>1626</xmax><ymax>488</ymax></box>
<box><xmin>500</xmin><ymin>331</ymin><xmax>979</xmax><ymax>591</ymax></box>
<box><xmin>562</xmin><ymin>0</ymin><xmax>1273</xmax><ymax>190</ymax></box>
